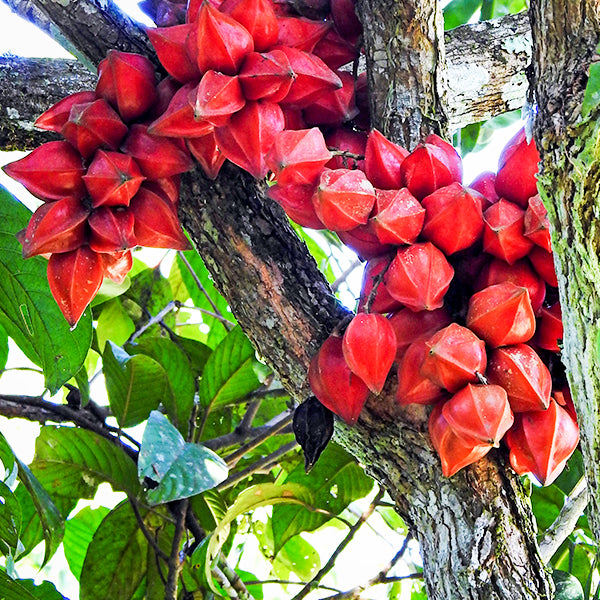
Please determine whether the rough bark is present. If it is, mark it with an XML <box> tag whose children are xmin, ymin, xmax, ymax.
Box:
<box><xmin>530</xmin><ymin>0</ymin><xmax>600</xmax><ymax>540</ymax></box>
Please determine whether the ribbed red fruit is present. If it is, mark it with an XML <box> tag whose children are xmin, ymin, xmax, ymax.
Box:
<box><xmin>83</xmin><ymin>151</ymin><xmax>145</xmax><ymax>208</ymax></box>
<box><xmin>303</xmin><ymin>70</ymin><xmax>359</xmax><ymax>127</ymax></box>
<box><xmin>338</xmin><ymin>222</ymin><xmax>392</xmax><ymax>260</ymax></box>
<box><xmin>266</xmin><ymin>128</ymin><xmax>332</xmax><ymax>187</ymax></box>
<box><xmin>147</xmin><ymin>24</ymin><xmax>201</xmax><ymax>83</ymax></box>
<box><xmin>425</xmin><ymin>134</ymin><xmax>463</xmax><ymax>183</ymax></box>
<box><xmin>364</xmin><ymin>129</ymin><xmax>408</xmax><ymax>190</ymax></box>
<box><xmin>396</xmin><ymin>340</ymin><xmax>446</xmax><ymax>406</ymax></box>
<box><xmin>312</xmin><ymin>168</ymin><xmax>376</xmax><ymax>231</ymax></box>
<box><xmin>312</xmin><ymin>27</ymin><xmax>358</xmax><ymax>70</ymax></box>
<box><xmin>47</xmin><ymin>246</ymin><xmax>104</xmax><ymax>326</ymax></box>
<box><xmin>101</xmin><ymin>250</ymin><xmax>133</xmax><ymax>284</ymax></box>
<box><xmin>442</xmin><ymin>383</ymin><xmax>513</xmax><ymax>446</ymax></box>
<box><xmin>536</xmin><ymin>303</ymin><xmax>563</xmax><ymax>352</ymax></box>
<box><xmin>308</xmin><ymin>335</ymin><xmax>370</xmax><ymax>425</ymax></box>
<box><xmin>193</xmin><ymin>71</ymin><xmax>246</xmax><ymax>127</ymax></box>
<box><xmin>358</xmin><ymin>255</ymin><xmax>403</xmax><ymax>313</ymax></box>
<box><xmin>276</xmin><ymin>16</ymin><xmax>330</xmax><ymax>52</ymax></box>
<box><xmin>88</xmin><ymin>207</ymin><xmax>137</xmax><ymax>253</ymax></box>
<box><xmin>214</xmin><ymin>100</ymin><xmax>285</xmax><ymax>178</ymax></box>
<box><xmin>96</xmin><ymin>50</ymin><xmax>158</xmax><ymax>122</ymax></box>
<box><xmin>21</xmin><ymin>198</ymin><xmax>89</xmax><ymax>258</ymax></box>
<box><xmin>523</xmin><ymin>194</ymin><xmax>551</xmax><ymax>252</ymax></box>
<box><xmin>3</xmin><ymin>141</ymin><xmax>86</xmax><ymax>201</ymax></box>
<box><xmin>384</xmin><ymin>243</ymin><xmax>454</xmax><ymax>311</ymax></box>
<box><xmin>505</xmin><ymin>398</ymin><xmax>579</xmax><ymax>485</ymax></box>
<box><xmin>528</xmin><ymin>246</ymin><xmax>558</xmax><ymax>287</ymax></box>
<box><xmin>342</xmin><ymin>312</ymin><xmax>396</xmax><ymax>394</ymax></box>
<box><xmin>187</xmin><ymin>133</ymin><xmax>226</xmax><ymax>180</ymax></box>
<box><xmin>483</xmin><ymin>199</ymin><xmax>534</xmax><ymax>265</ymax></box>
<box><xmin>468</xmin><ymin>171</ymin><xmax>498</xmax><ymax>209</ymax></box>
<box><xmin>330</xmin><ymin>0</ymin><xmax>362</xmax><ymax>41</ymax></box>
<box><xmin>466</xmin><ymin>282</ymin><xmax>536</xmax><ymax>348</ymax></box>
<box><xmin>370</xmin><ymin>188</ymin><xmax>425</xmax><ymax>245</ymax></box>
<box><xmin>495</xmin><ymin>128</ymin><xmax>539</xmax><ymax>207</ymax></box>
<box><xmin>267</xmin><ymin>183</ymin><xmax>325</xmax><ymax>229</ymax></box>
<box><xmin>421</xmin><ymin>183</ymin><xmax>484</xmax><ymax>254</ymax></box>
<box><xmin>421</xmin><ymin>323</ymin><xmax>487</xmax><ymax>393</ymax></box>
<box><xmin>389</xmin><ymin>306</ymin><xmax>452</xmax><ymax>361</ymax></box>
<box><xmin>34</xmin><ymin>91</ymin><xmax>97</xmax><ymax>133</ymax></box>
<box><xmin>224</xmin><ymin>0</ymin><xmax>279</xmax><ymax>52</ymax></box>
<box><xmin>238</xmin><ymin>50</ymin><xmax>294</xmax><ymax>103</ymax></box>
<box><xmin>486</xmin><ymin>344</ymin><xmax>552</xmax><ymax>412</ymax></box>
<box><xmin>428</xmin><ymin>403</ymin><xmax>492</xmax><ymax>477</ymax></box>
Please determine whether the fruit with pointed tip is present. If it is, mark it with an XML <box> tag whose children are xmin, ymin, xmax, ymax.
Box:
<box><xmin>528</xmin><ymin>246</ymin><xmax>558</xmax><ymax>287</ymax></box>
<box><xmin>267</xmin><ymin>183</ymin><xmax>326</xmax><ymax>229</ymax></box>
<box><xmin>193</xmin><ymin>71</ymin><xmax>246</xmax><ymax>127</ymax></box>
<box><xmin>88</xmin><ymin>206</ymin><xmax>137</xmax><ymax>253</ymax></box>
<box><xmin>535</xmin><ymin>303</ymin><xmax>562</xmax><ymax>353</ymax></box>
<box><xmin>34</xmin><ymin>91</ymin><xmax>97</xmax><ymax>133</ymax></box>
<box><xmin>364</xmin><ymin>129</ymin><xmax>408</xmax><ymax>190</ymax></box>
<box><xmin>101</xmin><ymin>250</ymin><xmax>133</xmax><ymax>284</ymax></box>
<box><xmin>238</xmin><ymin>50</ymin><xmax>295</xmax><ymax>103</ymax></box>
<box><xmin>276</xmin><ymin>15</ymin><xmax>331</xmax><ymax>52</ymax></box>
<box><xmin>523</xmin><ymin>194</ymin><xmax>551</xmax><ymax>252</ymax></box>
<box><xmin>146</xmin><ymin>24</ymin><xmax>201</xmax><ymax>83</ymax></box>
<box><xmin>468</xmin><ymin>171</ymin><xmax>498</xmax><ymax>209</ymax></box>
<box><xmin>370</xmin><ymin>188</ymin><xmax>425</xmax><ymax>246</ymax></box>
<box><xmin>396</xmin><ymin>340</ymin><xmax>447</xmax><ymax>405</ymax></box>
<box><xmin>224</xmin><ymin>0</ymin><xmax>279</xmax><ymax>52</ymax></box>
<box><xmin>187</xmin><ymin>132</ymin><xmax>226</xmax><ymax>180</ymax></box>
<box><xmin>337</xmin><ymin>221</ymin><xmax>392</xmax><ymax>260</ymax></box>
<box><xmin>303</xmin><ymin>70</ymin><xmax>359</xmax><ymax>126</ymax></box>
<box><xmin>358</xmin><ymin>254</ymin><xmax>403</xmax><ymax>313</ymax></box>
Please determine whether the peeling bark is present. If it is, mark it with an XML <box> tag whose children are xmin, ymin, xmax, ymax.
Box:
<box><xmin>530</xmin><ymin>0</ymin><xmax>600</xmax><ymax>540</ymax></box>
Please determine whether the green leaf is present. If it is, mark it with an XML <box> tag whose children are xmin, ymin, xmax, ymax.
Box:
<box><xmin>459</xmin><ymin>122</ymin><xmax>482</xmax><ymax>156</ymax></box>
<box><xmin>0</xmin><ymin>323</ymin><xmax>8</xmax><ymax>375</ymax></box>
<box><xmin>531</xmin><ymin>484</ymin><xmax>564</xmax><ymax>532</ymax></box>
<box><xmin>552</xmin><ymin>569</ymin><xmax>585</xmax><ymax>600</ymax></box>
<box><xmin>79</xmin><ymin>501</ymin><xmax>147</xmax><ymax>600</ymax></box>
<box><xmin>197</xmin><ymin>482</ymin><xmax>315</xmax><ymax>594</ymax></box>
<box><xmin>0</xmin><ymin>570</ymin><xmax>43</xmax><ymax>600</ymax></box>
<box><xmin>273</xmin><ymin>534</ymin><xmax>320</xmax><ymax>580</ymax></box>
<box><xmin>443</xmin><ymin>0</ymin><xmax>481</xmax><ymax>29</ymax></box>
<box><xmin>272</xmin><ymin>443</ymin><xmax>374</xmax><ymax>553</ymax></box>
<box><xmin>198</xmin><ymin>325</ymin><xmax>268</xmax><ymax>411</ymax></box>
<box><xmin>0</xmin><ymin>481</ymin><xmax>20</xmax><ymax>555</ymax></box>
<box><xmin>138</xmin><ymin>411</ymin><xmax>228</xmax><ymax>505</ymax></box>
<box><xmin>128</xmin><ymin>337</ymin><xmax>196</xmax><ymax>432</ymax></box>
<box><xmin>553</xmin><ymin>544</ymin><xmax>592</xmax><ymax>593</ymax></box>
<box><xmin>190</xmin><ymin>488</ymin><xmax>228</xmax><ymax>531</ymax></box>
<box><xmin>31</xmin><ymin>426</ymin><xmax>140</xmax><ymax>500</ymax></box>
<box><xmin>16</xmin><ymin>579</ymin><xmax>66</xmax><ymax>600</ymax></box>
<box><xmin>96</xmin><ymin>299</ymin><xmax>135</xmax><ymax>352</ymax></box>
<box><xmin>103</xmin><ymin>341</ymin><xmax>170</xmax><ymax>429</ymax></box>
<box><xmin>582</xmin><ymin>53</ymin><xmax>600</xmax><ymax>118</ymax></box>
<box><xmin>237</xmin><ymin>570</ymin><xmax>263</xmax><ymax>600</ymax></box>
<box><xmin>63</xmin><ymin>506</ymin><xmax>110</xmax><ymax>580</ymax></box>
<box><xmin>0</xmin><ymin>186</ymin><xmax>92</xmax><ymax>393</ymax></box>
<box><xmin>171</xmin><ymin>334</ymin><xmax>212</xmax><ymax>378</ymax></box>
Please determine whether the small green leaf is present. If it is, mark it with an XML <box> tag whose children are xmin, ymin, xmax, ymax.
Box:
<box><xmin>96</xmin><ymin>299</ymin><xmax>135</xmax><ymax>352</ymax></box>
<box><xmin>553</xmin><ymin>544</ymin><xmax>591</xmax><ymax>593</ymax></box>
<box><xmin>0</xmin><ymin>570</ymin><xmax>40</xmax><ymax>600</ymax></box>
<box><xmin>552</xmin><ymin>570</ymin><xmax>584</xmax><ymax>600</ymax></box>
<box><xmin>0</xmin><ymin>481</ymin><xmax>21</xmax><ymax>555</ymax></box>
<box><xmin>273</xmin><ymin>534</ymin><xmax>320</xmax><ymax>580</ymax></box>
<box><xmin>443</xmin><ymin>0</ymin><xmax>481</xmax><ymax>29</ymax></box>
<box><xmin>103</xmin><ymin>341</ymin><xmax>170</xmax><ymax>428</ymax></box>
<box><xmin>582</xmin><ymin>55</ymin><xmax>600</xmax><ymax>118</ymax></box>
<box><xmin>79</xmin><ymin>501</ymin><xmax>147</xmax><ymax>600</ymax></box>
<box><xmin>531</xmin><ymin>484</ymin><xmax>564</xmax><ymax>532</ymax></box>
<box><xmin>138</xmin><ymin>411</ymin><xmax>228</xmax><ymax>505</ymax></box>
<box><xmin>63</xmin><ymin>506</ymin><xmax>110</xmax><ymax>580</ymax></box>
<box><xmin>198</xmin><ymin>325</ymin><xmax>269</xmax><ymax>410</ymax></box>
<box><xmin>0</xmin><ymin>186</ymin><xmax>92</xmax><ymax>393</ymax></box>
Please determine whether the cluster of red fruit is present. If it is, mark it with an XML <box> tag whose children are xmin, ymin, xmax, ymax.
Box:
<box><xmin>3</xmin><ymin>0</ymin><xmax>578</xmax><ymax>483</ymax></box>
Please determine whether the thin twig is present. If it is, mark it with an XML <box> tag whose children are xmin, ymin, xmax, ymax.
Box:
<box><xmin>242</xmin><ymin>580</ymin><xmax>342</xmax><ymax>593</ymax></box>
<box><xmin>291</xmin><ymin>488</ymin><xmax>386</xmax><ymax>600</ymax></box>
<box><xmin>127</xmin><ymin>301</ymin><xmax>179</xmax><ymax>344</ymax></box>
<box><xmin>128</xmin><ymin>497</ymin><xmax>169</xmax><ymax>562</ymax></box>
<box><xmin>180</xmin><ymin>303</ymin><xmax>237</xmax><ymax>326</ymax></box>
<box><xmin>363</xmin><ymin>254</ymin><xmax>394</xmax><ymax>313</ymax></box>
<box><xmin>538</xmin><ymin>476</ymin><xmax>589</xmax><ymax>563</ymax></box>
<box><xmin>322</xmin><ymin>573</ymin><xmax>423</xmax><ymax>600</ymax></box>
<box><xmin>331</xmin><ymin>259</ymin><xmax>362</xmax><ymax>294</ymax></box>
<box><xmin>165</xmin><ymin>499</ymin><xmax>189</xmax><ymax>600</ymax></box>
<box><xmin>238</xmin><ymin>399</ymin><xmax>263</xmax><ymax>432</ymax></box>
<box><xmin>216</xmin><ymin>440</ymin><xmax>299</xmax><ymax>491</ymax></box>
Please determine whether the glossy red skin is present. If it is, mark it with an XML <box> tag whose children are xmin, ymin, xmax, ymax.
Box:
<box><xmin>276</xmin><ymin>16</ymin><xmax>331</xmax><ymax>52</ymax></box>
<box><xmin>267</xmin><ymin>183</ymin><xmax>326</xmax><ymax>229</ymax></box>
<box><xmin>187</xmin><ymin>133</ymin><xmax>226</xmax><ymax>180</ymax></box>
<box><xmin>364</xmin><ymin>129</ymin><xmax>408</xmax><ymax>190</ymax></box>
<box><xmin>468</xmin><ymin>171</ymin><xmax>498</xmax><ymax>209</ymax></box>
<box><xmin>358</xmin><ymin>254</ymin><xmax>403</xmax><ymax>313</ymax></box>
<box><xmin>535</xmin><ymin>303</ymin><xmax>563</xmax><ymax>352</ymax></box>
<box><xmin>88</xmin><ymin>206</ymin><xmax>137</xmax><ymax>253</ymax></box>
<box><xmin>147</xmin><ymin>24</ymin><xmax>201</xmax><ymax>83</ymax></box>
<box><xmin>523</xmin><ymin>194</ymin><xmax>552</xmax><ymax>252</ymax></box>
<box><xmin>528</xmin><ymin>246</ymin><xmax>558</xmax><ymax>287</ymax></box>
<box><xmin>238</xmin><ymin>50</ymin><xmax>294</xmax><ymax>103</ymax></box>
<box><xmin>338</xmin><ymin>221</ymin><xmax>392</xmax><ymax>260</ymax></box>
<box><xmin>193</xmin><ymin>71</ymin><xmax>246</xmax><ymax>127</ymax></box>
<box><xmin>371</xmin><ymin>188</ymin><xmax>425</xmax><ymax>246</ymax></box>
<box><xmin>225</xmin><ymin>0</ymin><xmax>279</xmax><ymax>52</ymax></box>
<box><xmin>34</xmin><ymin>91</ymin><xmax>97</xmax><ymax>133</ymax></box>
<box><xmin>303</xmin><ymin>70</ymin><xmax>359</xmax><ymax>127</ymax></box>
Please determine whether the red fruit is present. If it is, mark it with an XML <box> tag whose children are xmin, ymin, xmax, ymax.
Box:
<box><xmin>396</xmin><ymin>340</ymin><xmax>446</xmax><ymax>405</ymax></box>
<box><xmin>21</xmin><ymin>198</ymin><xmax>89</xmax><ymax>258</ymax></box>
<box><xmin>88</xmin><ymin>207</ymin><xmax>137</xmax><ymax>253</ymax></box>
<box><xmin>121</xmin><ymin>125</ymin><xmax>194</xmax><ymax>179</ymax></box>
<box><xmin>358</xmin><ymin>254</ymin><xmax>402</xmax><ymax>313</ymax></box>
<box><xmin>325</xmin><ymin>127</ymin><xmax>366</xmax><ymax>170</ymax></box>
<box><xmin>475</xmin><ymin>258</ymin><xmax>546</xmax><ymax>313</ymax></box>
<box><xmin>468</xmin><ymin>171</ymin><xmax>498</xmax><ymax>209</ymax></box>
<box><xmin>276</xmin><ymin>16</ymin><xmax>331</xmax><ymax>52</ymax></box>
<box><xmin>536</xmin><ymin>303</ymin><xmax>562</xmax><ymax>352</ymax></box>
<box><xmin>145</xmin><ymin>176</ymin><xmax>181</xmax><ymax>206</ymax></box>
<box><xmin>312</xmin><ymin>27</ymin><xmax>358</xmax><ymax>70</ymax></box>
<box><xmin>421</xmin><ymin>183</ymin><xmax>484</xmax><ymax>254</ymax></box>
<box><xmin>282</xmin><ymin>107</ymin><xmax>306</xmax><ymax>129</ymax></box>
<box><xmin>193</xmin><ymin>71</ymin><xmax>246</xmax><ymax>127</ymax></box>
<box><xmin>130</xmin><ymin>186</ymin><xmax>191</xmax><ymax>250</ymax></box>
<box><xmin>428</xmin><ymin>402</ymin><xmax>492</xmax><ymax>478</ymax></box>
<box><xmin>83</xmin><ymin>151</ymin><xmax>145</xmax><ymax>208</ymax></box>
<box><xmin>486</xmin><ymin>344</ymin><xmax>552</xmax><ymax>412</ymax></box>
<box><xmin>187</xmin><ymin>132</ymin><xmax>226</xmax><ymax>180</ymax></box>
<box><xmin>47</xmin><ymin>246</ymin><xmax>104</xmax><ymax>326</ymax></box>
<box><xmin>34</xmin><ymin>91</ymin><xmax>97</xmax><ymax>133</ymax></box>
<box><xmin>370</xmin><ymin>188</ymin><xmax>425</xmax><ymax>245</ymax></box>
<box><xmin>308</xmin><ymin>335</ymin><xmax>370</xmax><ymax>425</ymax></box>
<box><xmin>523</xmin><ymin>194</ymin><xmax>551</xmax><ymax>252</ymax></box>
<box><xmin>277</xmin><ymin>46</ymin><xmax>343</xmax><ymax>109</ymax></box>
<box><xmin>238</xmin><ymin>50</ymin><xmax>295</xmax><ymax>103</ymax></box>
<box><xmin>483</xmin><ymin>199</ymin><xmax>534</xmax><ymax>265</ymax></box>
<box><xmin>528</xmin><ymin>247</ymin><xmax>558</xmax><ymax>287</ymax></box>
<box><xmin>400</xmin><ymin>143</ymin><xmax>459</xmax><ymax>200</ymax></box>
<box><xmin>330</xmin><ymin>0</ymin><xmax>362</xmax><ymax>41</ymax></box>
<box><xmin>466</xmin><ymin>282</ymin><xmax>536</xmax><ymax>348</ymax></box>
<box><xmin>495</xmin><ymin>128</ymin><xmax>539</xmax><ymax>207</ymax></box>
<box><xmin>442</xmin><ymin>384</ymin><xmax>513</xmax><ymax>446</ymax></box>
<box><xmin>266</xmin><ymin>128</ymin><xmax>332</xmax><ymax>186</ymax></box>
<box><xmin>421</xmin><ymin>323</ymin><xmax>487</xmax><ymax>393</ymax></box>
<box><xmin>225</xmin><ymin>0</ymin><xmax>279</xmax><ymax>52</ymax></box>
<box><xmin>352</xmin><ymin>71</ymin><xmax>370</xmax><ymax>130</ymax></box>
<box><xmin>214</xmin><ymin>100</ymin><xmax>285</xmax><ymax>178</ymax></box>
<box><xmin>338</xmin><ymin>221</ymin><xmax>392</xmax><ymax>260</ymax></box>
<box><xmin>191</xmin><ymin>3</ymin><xmax>254</xmax><ymax>75</ymax></box>
<box><xmin>96</xmin><ymin>50</ymin><xmax>158</xmax><ymax>122</ymax></box>
<box><xmin>384</xmin><ymin>242</ymin><xmax>454</xmax><ymax>312</ymax></box>
<box><xmin>342</xmin><ymin>312</ymin><xmax>396</xmax><ymax>394</ymax></box>
<box><xmin>364</xmin><ymin>129</ymin><xmax>408</xmax><ymax>190</ymax></box>
<box><xmin>425</xmin><ymin>134</ymin><xmax>462</xmax><ymax>183</ymax></box>
<box><xmin>302</xmin><ymin>70</ymin><xmax>359</xmax><ymax>127</ymax></box>
<box><xmin>312</xmin><ymin>168</ymin><xmax>376</xmax><ymax>231</ymax></box>
<box><xmin>267</xmin><ymin>183</ymin><xmax>325</xmax><ymax>229</ymax></box>
<box><xmin>2</xmin><ymin>141</ymin><xmax>86</xmax><ymax>201</ymax></box>
<box><xmin>505</xmin><ymin>399</ymin><xmax>579</xmax><ymax>485</ymax></box>
<box><xmin>146</xmin><ymin>24</ymin><xmax>201</xmax><ymax>83</ymax></box>
<box><xmin>389</xmin><ymin>306</ymin><xmax>451</xmax><ymax>361</ymax></box>
<box><xmin>149</xmin><ymin>77</ymin><xmax>183</xmax><ymax>120</ymax></box>
<box><xmin>148</xmin><ymin>82</ymin><xmax>215</xmax><ymax>137</ymax></box>
<box><xmin>101</xmin><ymin>250</ymin><xmax>133</xmax><ymax>284</ymax></box>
